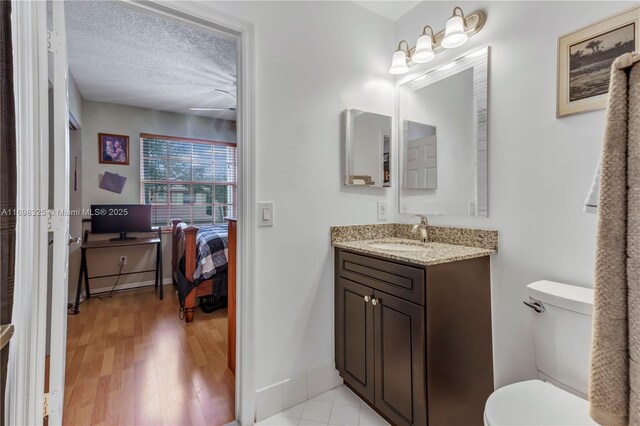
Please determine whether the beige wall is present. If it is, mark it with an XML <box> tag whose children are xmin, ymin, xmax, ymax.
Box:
<box><xmin>68</xmin><ymin>128</ymin><xmax>83</xmax><ymax>302</ymax></box>
<box><xmin>76</xmin><ymin>231</ymin><xmax>175</xmax><ymax>293</ymax></box>
<box><xmin>75</xmin><ymin>101</ymin><xmax>236</xmax><ymax>294</ymax></box>
<box><xmin>81</xmin><ymin>100</ymin><xmax>236</xmax><ymax>209</ymax></box>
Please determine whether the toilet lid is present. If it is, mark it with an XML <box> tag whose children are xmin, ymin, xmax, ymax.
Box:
<box><xmin>484</xmin><ymin>380</ymin><xmax>597</xmax><ymax>425</ymax></box>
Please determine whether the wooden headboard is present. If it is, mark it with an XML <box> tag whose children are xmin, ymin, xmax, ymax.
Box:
<box><xmin>170</xmin><ymin>218</ymin><xmax>198</xmax><ymax>284</ymax></box>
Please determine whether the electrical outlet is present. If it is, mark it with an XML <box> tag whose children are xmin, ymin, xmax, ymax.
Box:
<box><xmin>43</xmin><ymin>392</ymin><xmax>49</xmax><ymax>418</ymax></box>
<box><xmin>119</xmin><ymin>256</ymin><xmax>127</xmax><ymax>266</ymax></box>
<box><xmin>377</xmin><ymin>201</ymin><xmax>388</xmax><ymax>221</ymax></box>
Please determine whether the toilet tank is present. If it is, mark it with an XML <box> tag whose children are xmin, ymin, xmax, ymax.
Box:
<box><xmin>527</xmin><ymin>280</ymin><xmax>593</xmax><ymax>397</ymax></box>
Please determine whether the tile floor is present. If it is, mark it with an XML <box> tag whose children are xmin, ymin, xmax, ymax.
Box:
<box><xmin>256</xmin><ymin>385</ymin><xmax>389</xmax><ymax>426</ymax></box>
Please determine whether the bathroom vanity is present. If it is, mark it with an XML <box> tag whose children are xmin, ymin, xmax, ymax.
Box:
<box><xmin>335</xmin><ymin>42</ymin><xmax>494</xmax><ymax>426</ymax></box>
<box><xmin>332</xmin><ymin>224</ymin><xmax>497</xmax><ymax>426</ymax></box>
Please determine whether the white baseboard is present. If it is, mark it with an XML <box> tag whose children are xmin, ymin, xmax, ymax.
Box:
<box><xmin>255</xmin><ymin>362</ymin><xmax>344</xmax><ymax>422</ymax></box>
<box><xmin>81</xmin><ymin>277</ymin><xmax>173</xmax><ymax>297</ymax></box>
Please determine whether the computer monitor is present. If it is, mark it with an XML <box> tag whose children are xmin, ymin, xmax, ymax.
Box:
<box><xmin>90</xmin><ymin>204</ymin><xmax>152</xmax><ymax>240</ymax></box>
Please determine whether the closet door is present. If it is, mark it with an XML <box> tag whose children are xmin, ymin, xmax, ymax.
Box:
<box><xmin>336</xmin><ymin>277</ymin><xmax>374</xmax><ymax>402</ymax></box>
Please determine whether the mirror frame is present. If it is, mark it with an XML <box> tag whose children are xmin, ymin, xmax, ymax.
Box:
<box><xmin>397</xmin><ymin>46</ymin><xmax>490</xmax><ymax>216</ymax></box>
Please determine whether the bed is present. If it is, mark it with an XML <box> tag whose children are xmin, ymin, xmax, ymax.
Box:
<box><xmin>171</xmin><ymin>218</ymin><xmax>229</xmax><ymax>323</ymax></box>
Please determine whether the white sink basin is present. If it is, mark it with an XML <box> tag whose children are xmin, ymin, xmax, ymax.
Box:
<box><xmin>368</xmin><ymin>243</ymin><xmax>427</xmax><ymax>252</ymax></box>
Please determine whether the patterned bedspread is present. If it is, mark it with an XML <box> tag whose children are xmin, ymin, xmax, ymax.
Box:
<box><xmin>194</xmin><ymin>224</ymin><xmax>228</xmax><ymax>280</ymax></box>
<box><xmin>177</xmin><ymin>223</ymin><xmax>228</xmax><ymax>282</ymax></box>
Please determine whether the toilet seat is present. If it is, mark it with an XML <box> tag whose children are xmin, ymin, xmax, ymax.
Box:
<box><xmin>484</xmin><ymin>380</ymin><xmax>597</xmax><ymax>425</ymax></box>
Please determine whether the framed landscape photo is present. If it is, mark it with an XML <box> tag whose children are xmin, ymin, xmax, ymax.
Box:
<box><xmin>98</xmin><ymin>133</ymin><xmax>129</xmax><ymax>165</ymax></box>
<box><xmin>557</xmin><ymin>7</ymin><xmax>639</xmax><ymax>117</ymax></box>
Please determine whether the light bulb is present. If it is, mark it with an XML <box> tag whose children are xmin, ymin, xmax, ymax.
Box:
<box><xmin>441</xmin><ymin>11</ymin><xmax>468</xmax><ymax>49</ymax></box>
<box><xmin>412</xmin><ymin>34</ymin><xmax>435</xmax><ymax>64</ymax></box>
<box><xmin>389</xmin><ymin>49</ymin><xmax>409</xmax><ymax>74</ymax></box>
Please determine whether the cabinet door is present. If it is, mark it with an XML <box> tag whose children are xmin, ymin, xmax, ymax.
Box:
<box><xmin>336</xmin><ymin>277</ymin><xmax>375</xmax><ymax>402</ymax></box>
<box><xmin>373</xmin><ymin>290</ymin><xmax>426</xmax><ymax>426</ymax></box>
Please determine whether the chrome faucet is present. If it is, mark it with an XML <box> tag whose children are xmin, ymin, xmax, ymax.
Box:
<box><xmin>411</xmin><ymin>215</ymin><xmax>429</xmax><ymax>243</ymax></box>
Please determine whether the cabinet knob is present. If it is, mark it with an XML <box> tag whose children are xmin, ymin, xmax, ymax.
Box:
<box><xmin>371</xmin><ymin>299</ymin><xmax>378</xmax><ymax>306</ymax></box>
<box><xmin>364</xmin><ymin>295</ymin><xmax>371</xmax><ymax>303</ymax></box>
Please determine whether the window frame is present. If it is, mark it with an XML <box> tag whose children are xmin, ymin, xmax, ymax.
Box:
<box><xmin>139</xmin><ymin>132</ymin><xmax>237</xmax><ymax>227</ymax></box>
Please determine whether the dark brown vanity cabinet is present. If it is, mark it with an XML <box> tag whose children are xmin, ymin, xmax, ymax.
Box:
<box><xmin>336</xmin><ymin>278</ymin><xmax>375</xmax><ymax>402</ymax></box>
<box><xmin>335</xmin><ymin>248</ymin><xmax>494</xmax><ymax>426</ymax></box>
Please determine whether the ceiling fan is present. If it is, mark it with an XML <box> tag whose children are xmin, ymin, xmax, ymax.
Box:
<box><xmin>190</xmin><ymin>89</ymin><xmax>237</xmax><ymax>112</ymax></box>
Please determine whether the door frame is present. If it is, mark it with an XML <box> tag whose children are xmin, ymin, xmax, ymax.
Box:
<box><xmin>8</xmin><ymin>1</ymin><xmax>257</xmax><ymax>424</ymax></box>
<box><xmin>47</xmin><ymin>0</ymin><xmax>71</xmax><ymax>422</ymax></box>
<box><xmin>6</xmin><ymin>1</ymin><xmax>50</xmax><ymax>425</ymax></box>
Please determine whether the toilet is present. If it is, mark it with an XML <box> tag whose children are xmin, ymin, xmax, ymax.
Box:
<box><xmin>484</xmin><ymin>280</ymin><xmax>598</xmax><ymax>425</ymax></box>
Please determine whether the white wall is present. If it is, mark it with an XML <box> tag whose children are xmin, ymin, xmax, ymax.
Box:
<box><xmin>200</xmin><ymin>1</ymin><xmax>396</xmax><ymax>390</ymax></box>
<box><xmin>68</xmin><ymin>0</ymin><xmax>635</xmax><ymax>403</ymax></box>
<box><xmin>393</xmin><ymin>0</ymin><xmax>637</xmax><ymax>388</ymax></box>
<box><xmin>78</xmin><ymin>101</ymin><xmax>236</xmax><ymax>292</ymax></box>
<box><xmin>68</xmin><ymin>70</ymin><xmax>83</xmax><ymax>126</ymax></box>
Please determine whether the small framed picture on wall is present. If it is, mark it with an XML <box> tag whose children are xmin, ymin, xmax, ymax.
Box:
<box><xmin>557</xmin><ymin>6</ymin><xmax>639</xmax><ymax>117</ymax></box>
<box><xmin>98</xmin><ymin>133</ymin><xmax>129</xmax><ymax>165</ymax></box>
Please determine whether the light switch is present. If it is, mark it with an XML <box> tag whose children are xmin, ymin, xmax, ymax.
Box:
<box><xmin>258</xmin><ymin>202</ymin><xmax>274</xmax><ymax>226</ymax></box>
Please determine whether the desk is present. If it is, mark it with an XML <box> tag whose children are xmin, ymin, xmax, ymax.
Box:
<box><xmin>72</xmin><ymin>228</ymin><xmax>163</xmax><ymax>314</ymax></box>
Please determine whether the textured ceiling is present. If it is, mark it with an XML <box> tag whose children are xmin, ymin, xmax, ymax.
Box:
<box><xmin>353</xmin><ymin>1</ymin><xmax>421</xmax><ymax>21</ymax></box>
<box><xmin>65</xmin><ymin>1</ymin><xmax>237</xmax><ymax>121</ymax></box>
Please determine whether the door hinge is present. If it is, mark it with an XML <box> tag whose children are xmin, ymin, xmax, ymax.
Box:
<box><xmin>43</xmin><ymin>393</ymin><xmax>49</xmax><ymax>418</ymax></box>
<box><xmin>48</xmin><ymin>210</ymin><xmax>65</xmax><ymax>232</ymax></box>
<box><xmin>47</xmin><ymin>30</ymin><xmax>62</xmax><ymax>53</ymax></box>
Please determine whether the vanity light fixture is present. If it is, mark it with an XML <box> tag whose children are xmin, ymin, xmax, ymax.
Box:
<box><xmin>412</xmin><ymin>26</ymin><xmax>436</xmax><ymax>64</ymax></box>
<box><xmin>388</xmin><ymin>7</ymin><xmax>486</xmax><ymax>74</ymax></box>
<box><xmin>441</xmin><ymin>7</ymin><xmax>469</xmax><ymax>49</ymax></box>
<box><xmin>389</xmin><ymin>40</ymin><xmax>410</xmax><ymax>74</ymax></box>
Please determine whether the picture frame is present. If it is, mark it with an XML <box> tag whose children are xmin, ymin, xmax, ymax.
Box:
<box><xmin>557</xmin><ymin>6</ymin><xmax>639</xmax><ymax>117</ymax></box>
<box><xmin>98</xmin><ymin>133</ymin><xmax>130</xmax><ymax>165</ymax></box>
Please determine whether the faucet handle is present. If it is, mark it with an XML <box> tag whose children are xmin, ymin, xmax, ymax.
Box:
<box><xmin>411</xmin><ymin>215</ymin><xmax>429</xmax><ymax>242</ymax></box>
<box><xmin>413</xmin><ymin>215</ymin><xmax>428</xmax><ymax>226</ymax></box>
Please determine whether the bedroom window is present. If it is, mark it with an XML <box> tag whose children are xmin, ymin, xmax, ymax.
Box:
<box><xmin>140</xmin><ymin>133</ymin><xmax>237</xmax><ymax>226</ymax></box>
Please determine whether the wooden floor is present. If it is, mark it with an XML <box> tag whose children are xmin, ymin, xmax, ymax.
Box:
<box><xmin>63</xmin><ymin>286</ymin><xmax>234</xmax><ymax>425</ymax></box>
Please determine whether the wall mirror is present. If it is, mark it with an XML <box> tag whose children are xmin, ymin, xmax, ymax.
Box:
<box><xmin>399</xmin><ymin>46</ymin><xmax>489</xmax><ymax>216</ymax></box>
<box><xmin>343</xmin><ymin>109</ymin><xmax>391</xmax><ymax>187</ymax></box>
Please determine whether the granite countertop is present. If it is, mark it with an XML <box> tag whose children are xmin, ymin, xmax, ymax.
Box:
<box><xmin>333</xmin><ymin>237</ymin><xmax>496</xmax><ymax>266</ymax></box>
<box><xmin>330</xmin><ymin>224</ymin><xmax>498</xmax><ymax>266</ymax></box>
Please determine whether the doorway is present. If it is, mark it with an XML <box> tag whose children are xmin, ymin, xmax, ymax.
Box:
<box><xmin>8</xmin><ymin>1</ymin><xmax>255</xmax><ymax>424</ymax></box>
<box><xmin>62</xmin><ymin>2</ymin><xmax>239</xmax><ymax>424</ymax></box>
